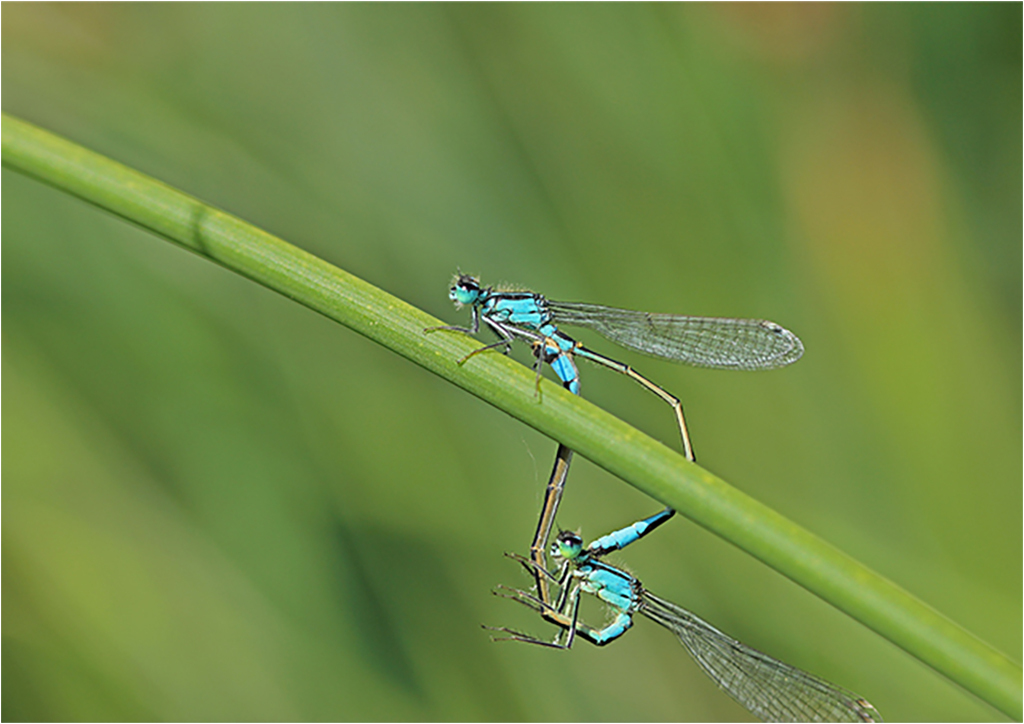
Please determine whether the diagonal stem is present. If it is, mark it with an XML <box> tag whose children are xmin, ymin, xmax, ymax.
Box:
<box><xmin>3</xmin><ymin>112</ymin><xmax>1019</xmax><ymax>720</ymax></box>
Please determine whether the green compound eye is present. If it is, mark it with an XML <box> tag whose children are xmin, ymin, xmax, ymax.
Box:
<box><xmin>555</xmin><ymin>531</ymin><xmax>583</xmax><ymax>560</ymax></box>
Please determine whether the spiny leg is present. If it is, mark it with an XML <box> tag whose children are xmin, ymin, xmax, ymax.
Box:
<box><xmin>505</xmin><ymin>552</ymin><xmax>575</xmax><ymax>632</ymax></box>
<box><xmin>529</xmin><ymin>443</ymin><xmax>573</xmax><ymax>606</ymax></box>
<box><xmin>485</xmin><ymin>583</ymin><xmax>585</xmax><ymax>650</ymax></box>
<box><xmin>482</xmin><ymin>625</ymin><xmax>570</xmax><ymax>649</ymax></box>
<box><xmin>505</xmin><ymin>551</ymin><xmax>566</xmax><ymax>586</ymax></box>
<box><xmin>424</xmin><ymin>324</ymin><xmax>475</xmax><ymax>335</ymax></box>
<box><xmin>494</xmin><ymin>583</ymin><xmax>545</xmax><ymax>610</ymax></box>
<box><xmin>424</xmin><ymin>305</ymin><xmax>481</xmax><ymax>336</ymax></box>
<box><xmin>502</xmin><ymin>554</ymin><xmax>578</xmax><ymax>634</ymax></box>
<box><xmin>574</xmin><ymin>345</ymin><xmax>695</xmax><ymax>463</ymax></box>
<box><xmin>455</xmin><ymin>316</ymin><xmax>519</xmax><ymax>363</ymax></box>
<box><xmin>486</xmin><ymin>587</ymin><xmax>568</xmax><ymax>649</ymax></box>
<box><xmin>529</xmin><ymin>342</ymin><xmax>546</xmax><ymax>397</ymax></box>
<box><xmin>425</xmin><ymin>311</ymin><xmax>529</xmax><ymax>363</ymax></box>
<box><xmin>457</xmin><ymin>338</ymin><xmax>513</xmax><ymax>363</ymax></box>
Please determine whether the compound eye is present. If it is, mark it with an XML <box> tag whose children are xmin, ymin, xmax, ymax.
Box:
<box><xmin>558</xmin><ymin>531</ymin><xmax>582</xmax><ymax>546</ymax></box>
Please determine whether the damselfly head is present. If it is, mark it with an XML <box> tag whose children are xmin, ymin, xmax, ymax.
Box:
<box><xmin>449</xmin><ymin>273</ymin><xmax>482</xmax><ymax>308</ymax></box>
<box><xmin>553</xmin><ymin>530</ymin><xmax>584</xmax><ymax>561</ymax></box>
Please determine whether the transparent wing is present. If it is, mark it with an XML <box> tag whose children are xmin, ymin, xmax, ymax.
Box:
<box><xmin>548</xmin><ymin>301</ymin><xmax>803</xmax><ymax>370</ymax></box>
<box><xmin>640</xmin><ymin>591</ymin><xmax>881</xmax><ymax>723</ymax></box>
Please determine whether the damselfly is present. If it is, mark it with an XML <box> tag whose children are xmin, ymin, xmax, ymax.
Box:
<box><xmin>430</xmin><ymin>273</ymin><xmax>804</xmax><ymax>463</ymax></box>
<box><xmin>490</xmin><ymin>513</ymin><xmax>881</xmax><ymax>723</ymax></box>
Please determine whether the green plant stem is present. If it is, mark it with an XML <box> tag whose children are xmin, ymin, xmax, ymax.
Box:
<box><xmin>4</xmin><ymin>112</ymin><xmax>1020</xmax><ymax>719</ymax></box>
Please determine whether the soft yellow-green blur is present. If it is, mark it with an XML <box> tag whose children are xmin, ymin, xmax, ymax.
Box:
<box><xmin>3</xmin><ymin>4</ymin><xmax>1019</xmax><ymax>721</ymax></box>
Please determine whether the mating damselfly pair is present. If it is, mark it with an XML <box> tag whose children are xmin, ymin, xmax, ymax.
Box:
<box><xmin>430</xmin><ymin>273</ymin><xmax>880</xmax><ymax>722</ymax></box>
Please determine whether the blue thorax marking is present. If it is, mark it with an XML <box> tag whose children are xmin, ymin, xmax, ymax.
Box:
<box><xmin>578</xmin><ymin>561</ymin><xmax>638</xmax><ymax>612</ymax></box>
<box><xmin>483</xmin><ymin>293</ymin><xmax>551</xmax><ymax>328</ymax></box>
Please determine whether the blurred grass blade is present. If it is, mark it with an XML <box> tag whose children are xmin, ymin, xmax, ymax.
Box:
<box><xmin>3</xmin><ymin>112</ymin><xmax>1020</xmax><ymax>719</ymax></box>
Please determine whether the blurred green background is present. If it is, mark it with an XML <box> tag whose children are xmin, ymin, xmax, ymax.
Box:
<box><xmin>3</xmin><ymin>4</ymin><xmax>1020</xmax><ymax>721</ymax></box>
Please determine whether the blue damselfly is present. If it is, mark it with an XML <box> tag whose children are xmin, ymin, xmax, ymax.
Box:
<box><xmin>491</xmin><ymin>513</ymin><xmax>881</xmax><ymax>723</ymax></box>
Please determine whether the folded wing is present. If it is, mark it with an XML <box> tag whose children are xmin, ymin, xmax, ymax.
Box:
<box><xmin>640</xmin><ymin>591</ymin><xmax>880</xmax><ymax>723</ymax></box>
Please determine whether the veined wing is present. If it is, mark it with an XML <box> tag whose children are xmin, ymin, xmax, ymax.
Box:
<box><xmin>548</xmin><ymin>301</ymin><xmax>803</xmax><ymax>370</ymax></box>
<box><xmin>639</xmin><ymin>591</ymin><xmax>880</xmax><ymax>723</ymax></box>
